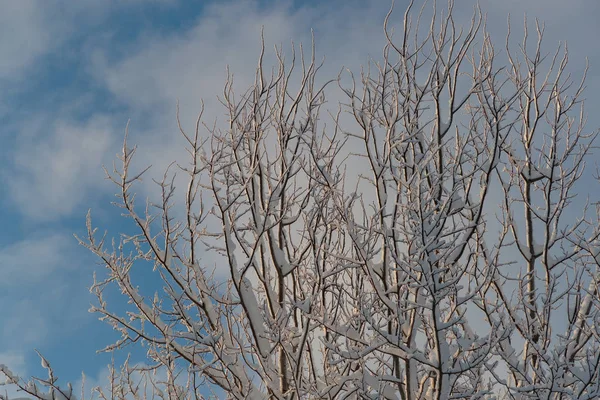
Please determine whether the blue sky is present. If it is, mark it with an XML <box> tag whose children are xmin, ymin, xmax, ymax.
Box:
<box><xmin>1</xmin><ymin>0</ymin><xmax>600</xmax><ymax>396</ymax></box>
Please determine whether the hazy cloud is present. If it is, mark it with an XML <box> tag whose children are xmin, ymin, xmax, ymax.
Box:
<box><xmin>6</xmin><ymin>116</ymin><xmax>115</xmax><ymax>220</ymax></box>
<box><xmin>0</xmin><ymin>234</ymin><xmax>74</xmax><ymax>286</ymax></box>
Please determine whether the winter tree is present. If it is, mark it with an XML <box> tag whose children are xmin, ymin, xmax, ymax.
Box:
<box><xmin>3</xmin><ymin>1</ymin><xmax>600</xmax><ymax>399</ymax></box>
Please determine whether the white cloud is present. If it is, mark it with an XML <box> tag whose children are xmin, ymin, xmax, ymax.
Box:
<box><xmin>94</xmin><ymin>0</ymin><xmax>386</xmax><ymax>120</ymax></box>
<box><xmin>94</xmin><ymin>2</ymin><xmax>301</xmax><ymax>118</ymax></box>
<box><xmin>1</xmin><ymin>299</ymin><xmax>48</xmax><ymax>349</ymax></box>
<box><xmin>0</xmin><ymin>1</ymin><xmax>56</xmax><ymax>80</ymax></box>
<box><xmin>0</xmin><ymin>233</ymin><xmax>82</xmax><ymax>345</ymax></box>
<box><xmin>6</xmin><ymin>116</ymin><xmax>115</xmax><ymax>220</ymax></box>
<box><xmin>0</xmin><ymin>353</ymin><xmax>25</xmax><ymax>378</ymax></box>
<box><xmin>0</xmin><ymin>0</ymin><xmax>179</xmax><ymax>85</ymax></box>
<box><xmin>0</xmin><ymin>352</ymin><xmax>27</xmax><ymax>399</ymax></box>
<box><xmin>3</xmin><ymin>0</ymin><xmax>598</xmax><ymax>224</ymax></box>
<box><xmin>0</xmin><ymin>0</ymin><xmax>598</xmax><ymax>397</ymax></box>
<box><xmin>0</xmin><ymin>234</ymin><xmax>74</xmax><ymax>286</ymax></box>
<box><xmin>85</xmin><ymin>0</ymin><xmax>389</xmax><ymax>199</ymax></box>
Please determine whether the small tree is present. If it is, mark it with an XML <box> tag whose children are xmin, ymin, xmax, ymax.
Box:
<box><xmin>3</xmin><ymin>1</ymin><xmax>600</xmax><ymax>399</ymax></box>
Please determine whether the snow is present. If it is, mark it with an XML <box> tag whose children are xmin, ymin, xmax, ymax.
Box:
<box><xmin>295</xmin><ymin>297</ymin><xmax>311</xmax><ymax>313</ymax></box>
<box><xmin>453</xmin><ymin>92</ymin><xmax>473</xmax><ymax>112</ymax></box>
<box><xmin>377</xmin><ymin>179</ymin><xmax>387</xmax><ymax>205</ymax></box>
<box><xmin>198</xmin><ymin>331</ymin><xmax>222</xmax><ymax>346</ymax></box>
<box><xmin>521</xmin><ymin>164</ymin><xmax>551</xmax><ymax>181</ymax></box>
<box><xmin>39</xmin><ymin>354</ymin><xmax>50</xmax><ymax>369</ymax></box>
<box><xmin>317</xmin><ymin>162</ymin><xmax>333</xmax><ymax>186</ymax></box>
<box><xmin>590</xmin><ymin>243</ymin><xmax>600</xmax><ymax>264</ymax></box>
<box><xmin>531</xmin><ymin>237</ymin><xmax>545</xmax><ymax>257</ymax></box>
<box><xmin>272</xmin><ymin>245</ymin><xmax>293</xmax><ymax>275</ymax></box>
<box><xmin>239</xmin><ymin>277</ymin><xmax>269</xmax><ymax>359</ymax></box>
<box><xmin>363</xmin><ymin>372</ymin><xmax>398</xmax><ymax>399</ymax></box>
<box><xmin>481</xmin><ymin>156</ymin><xmax>500</xmax><ymax>172</ymax></box>
<box><xmin>439</xmin><ymin>120</ymin><xmax>450</xmax><ymax>136</ymax></box>
<box><xmin>370</xmin><ymin>260</ymin><xmax>384</xmax><ymax>277</ymax></box>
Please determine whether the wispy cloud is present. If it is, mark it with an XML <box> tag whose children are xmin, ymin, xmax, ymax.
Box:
<box><xmin>0</xmin><ymin>233</ymin><xmax>90</xmax><ymax>351</ymax></box>
<box><xmin>6</xmin><ymin>117</ymin><xmax>115</xmax><ymax>220</ymax></box>
<box><xmin>0</xmin><ymin>234</ymin><xmax>74</xmax><ymax>285</ymax></box>
<box><xmin>0</xmin><ymin>1</ymin><xmax>60</xmax><ymax>81</ymax></box>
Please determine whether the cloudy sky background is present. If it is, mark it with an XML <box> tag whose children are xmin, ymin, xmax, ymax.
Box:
<box><xmin>1</xmin><ymin>0</ymin><xmax>600</xmax><ymax>396</ymax></box>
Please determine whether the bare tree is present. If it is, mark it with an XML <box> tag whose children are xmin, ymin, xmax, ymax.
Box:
<box><xmin>3</xmin><ymin>1</ymin><xmax>600</xmax><ymax>399</ymax></box>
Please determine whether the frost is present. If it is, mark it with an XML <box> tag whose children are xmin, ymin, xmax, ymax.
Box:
<box><xmin>155</xmin><ymin>248</ymin><xmax>173</xmax><ymax>267</ymax></box>
<box><xmin>13</xmin><ymin>10</ymin><xmax>599</xmax><ymax>399</ymax></box>
<box><xmin>0</xmin><ymin>364</ymin><xmax>19</xmax><ymax>384</ymax></box>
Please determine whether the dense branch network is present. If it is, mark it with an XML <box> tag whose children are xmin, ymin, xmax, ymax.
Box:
<box><xmin>2</xmin><ymin>1</ymin><xmax>600</xmax><ymax>399</ymax></box>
